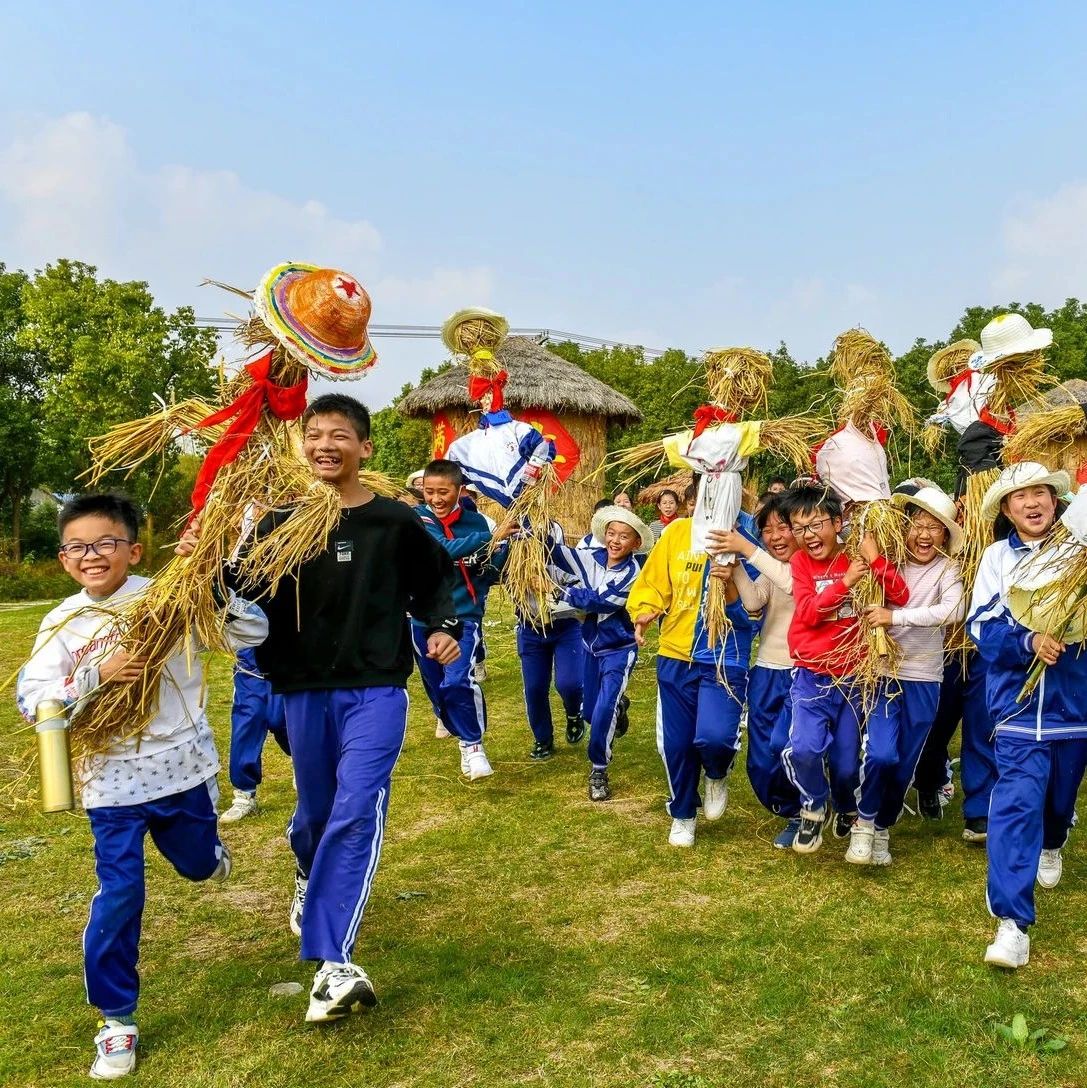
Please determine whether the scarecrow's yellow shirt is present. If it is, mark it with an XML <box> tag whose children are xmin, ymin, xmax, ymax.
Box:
<box><xmin>626</xmin><ymin>518</ymin><xmax>707</xmax><ymax>663</ymax></box>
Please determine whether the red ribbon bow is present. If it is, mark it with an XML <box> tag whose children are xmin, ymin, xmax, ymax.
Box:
<box><xmin>467</xmin><ymin>370</ymin><xmax>509</xmax><ymax>411</ymax></box>
<box><xmin>187</xmin><ymin>350</ymin><xmax>308</xmax><ymax>516</ymax></box>
<box><xmin>692</xmin><ymin>404</ymin><xmax>738</xmax><ymax>437</ymax></box>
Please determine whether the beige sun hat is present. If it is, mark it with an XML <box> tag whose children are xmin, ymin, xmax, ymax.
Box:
<box><xmin>590</xmin><ymin>505</ymin><xmax>653</xmax><ymax>552</ymax></box>
<box><xmin>980</xmin><ymin>461</ymin><xmax>1071</xmax><ymax>521</ymax></box>
<box><xmin>405</xmin><ymin>468</ymin><xmax>427</xmax><ymax>489</ymax></box>
<box><xmin>891</xmin><ymin>486</ymin><xmax>964</xmax><ymax>556</ymax></box>
<box><xmin>926</xmin><ymin>340</ymin><xmax>980</xmax><ymax>396</ymax></box>
<box><xmin>979</xmin><ymin>313</ymin><xmax>1052</xmax><ymax>364</ymax></box>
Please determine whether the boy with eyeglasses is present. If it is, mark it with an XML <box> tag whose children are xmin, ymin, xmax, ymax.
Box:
<box><xmin>17</xmin><ymin>493</ymin><xmax>268</xmax><ymax>1079</ymax></box>
<box><xmin>779</xmin><ymin>486</ymin><xmax>908</xmax><ymax>854</ymax></box>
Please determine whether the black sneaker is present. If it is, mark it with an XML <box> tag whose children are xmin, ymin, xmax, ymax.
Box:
<box><xmin>793</xmin><ymin>809</ymin><xmax>825</xmax><ymax>854</ymax></box>
<box><xmin>918</xmin><ymin>790</ymin><xmax>943</xmax><ymax>821</ymax></box>
<box><xmin>588</xmin><ymin>768</ymin><xmax>612</xmax><ymax>802</ymax></box>
<box><xmin>962</xmin><ymin>817</ymin><xmax>988</xmax><ymax>844</ymax></box>
<box><xmin>614</xmin><ymin>695</ymin><xmax>630</xmax><ymax>738</ymax></box>
<box><xmin>833</xmin><ymin>811</ymin><xmax>856</xmax><ymax>839</ymax></box>
<box><xmin>565</xmin><ymin>714</ymin><xmax>586</xmax><ymax>745</ymax></box>
<box><xmin>529</xmin><ymin>740</ymin><xmax>555</xmax><ymax>761</ymax></box>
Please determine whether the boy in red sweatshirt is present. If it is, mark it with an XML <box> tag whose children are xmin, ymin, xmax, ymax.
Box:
<box><xmin>780</xmin><ymin>486</ymin><xmax>909</xmax><ymax>854</ymax></box>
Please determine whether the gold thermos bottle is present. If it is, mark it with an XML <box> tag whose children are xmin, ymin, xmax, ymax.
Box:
<box><xmin>35</xmin><ymin>700</ymin><xmax>74</xmax><ymax>813</ymax></box>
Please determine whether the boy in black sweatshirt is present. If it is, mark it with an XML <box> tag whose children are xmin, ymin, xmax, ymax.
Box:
<box><xmin>181</xmin><ymin>394</ymin><xmax>460</xmax><ymax>1025</ymax></box>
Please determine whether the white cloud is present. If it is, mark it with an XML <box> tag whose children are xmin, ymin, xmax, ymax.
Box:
<box><xmin>995</xmin><ymin>182</ymin><xmax>1087</xmax><ymax>301</ymax></box>
<box><xmin>0</xmin><ymin>112</ymin><xmax>494</xmax><ymax>405</ymax></box>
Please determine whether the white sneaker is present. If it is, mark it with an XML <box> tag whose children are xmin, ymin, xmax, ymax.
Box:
<box><xmin>703</xmin><ymin>776</ymin><xmax>729</xmax><ymax>822</ymax></box>
<box><xmin>435</xmin><ymin>719</ymin><xmax>451</xmax><ymax>739</ymax></box>
<box><xmin>90</xmin><ymin>1020</ymin><xmax>138</xmax><ymax>1080</ymax></box>
<box><xmin>218</xmin><ymin>788</ymin><xmax>258</xmax><ymax>824</ymax></box>
<box><xmin>1037</xmin><ymin>848</ymin><xmax>1063</xmax><ymax>889</ymax></box>
<box><xmin>845</xmin><ymin>822</ymin><xmax>874</xmax><ymax>865</ymax></box>
<box><xmin>984</xmin><ymin>918</ymin><xmax>1030</xmax><ymax>969</ymax></box>
<box><xmin>305</xmin><ymin>961</ymin><xmax>378</xmax><ymax>1023</ymax></box>
<box><xmin>209</xmin><ymin>842</ymin><xmax>232</xmax><ymax>883</ymax></box>
<box><xmin>871</xmin><ymin>829</ymin><xmax>892</xmax><ymax>867</ymax></box>
<box><xmin>668</xmin><ymin>817</ymin><xmax>696</xmax><ymax>847</ymax></box>
<box><xmin>461</xmin><ymin>744</ymin><xmax>493</xmax><ymax>781</ymax></box>
<box><xmin>473</xmin><ymin>662</ymin><xmax>488</xmax><ymax>683</ymax></box>
<box><xmin>289</xmin><ymin>869</ymin><xmax>307</xmax><ymax>937</ymax></box>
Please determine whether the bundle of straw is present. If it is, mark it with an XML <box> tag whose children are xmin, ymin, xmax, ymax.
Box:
<box><xmin>703</xmin><ymin>347</ymin><xmax>773</xmax><ymax>416</ymax></box>
<box><xmin>1004</xmin><ymin>405</ymin><xmax>1087</xmax><ymax>464</ymax></box>
<box><xmin>758</xmin><ymin>415</ymin><xmax>825</xmax><ymax>470</ymax></box>
<box><xmin>921</xmin><ymin>423</ymin><xmax>946</xmax><ymax>458</ymax></box>
<box><xmin>448</xmin><ymin>316</ymin><xmax>507</xmax><ymax>359</ymax></box>
<box><xmin>830</xmin><ymin>329</ymin><xmax>893</xmax><ymax>386</ymax></box>
<box><xmin>945</xmin><ymin>466</ymin><xmax>1001</xmax><ymax>659</ymax></box>
<box><xmin>829</xmin><ymin>329</ymin><xmax>917</xmax><ymax>436</ymax></box>
<box><xmin>985</xmin><ymin>349</ymin><xmax>1054</xmax><ymax>423</ymax></box>
<box><xmin>490</xmin><ymin>463</ymin><xmax>561</xmax><ymax>629</ymax></box>
<box><xmin>845</xmin><ymin>500</ymin><xmax>910</xmax><ymax>708</ymax></box>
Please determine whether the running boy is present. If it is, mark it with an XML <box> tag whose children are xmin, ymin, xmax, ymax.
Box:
<box><xmin>182</xmin><ymin>394</ymin><xmax>461</xmax><ymax>1022</ymax></box>
<box><xmin>414</xmin><ymin>458</ymin><xmax>512</xmax><ymax>780</ymax></box>
<box><xmin>547</xmin><ymin>504</ymin><xmax>651</xmax><ymax>799</ymax></box>
<box><xmin>780</xmin><ymin>485</ymin><xmax>909</xmax><ymax>854</ymax></box>
<box><xmin>628</xmin><ymin>514</ymin><xmax>759</xmax><ymax>846</ymax></box>
<box><xmin>968</xmin><ymin>462</ymin><xmax>1086</xmax><ymax>969</ymax></box>
<box><xmin>17</xmin><ymin>493</ymin><xmax>267</xmax><ymax>1079</ymax></box>
<box><xmin>849</xmin><ymin>486</ymin><xmax>964</xmax><ymax>866</ymax></box>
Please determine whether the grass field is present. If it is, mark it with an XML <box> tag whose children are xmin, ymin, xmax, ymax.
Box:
<box><xmin>1</xmin><ymin>594</ymin><xmax>1085</xmax><ymax>1088</ymax></box>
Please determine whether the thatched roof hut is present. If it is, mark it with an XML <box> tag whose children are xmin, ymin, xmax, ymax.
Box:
<box><xmin>1017</xmin><ymin>379</ymin><xmax>1087</xmax><ymax>489</ymax></box>
<box><xmin>399</xmin><ymin>336</ymin><xmax>641</xmax><ymax>535</ymax></box>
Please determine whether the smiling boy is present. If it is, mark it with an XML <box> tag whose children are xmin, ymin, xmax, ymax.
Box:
<box><xmin>183</xmin><ymin>394</ymin><xmax>462</xmax><ymax>1023</ymax></box>
<box><xmin>547</xmin><ymin>504</ymin><xmax>651</xmax><ymax>800</ymax></box>
<box><xmin>967</xmin><ymin>462</ymin><xmax>1087</xmax><ymax>969</ymax></box>
<box><xmin>779</xmin><ymin>485</ymin><xmax>908</xmax><ymax>854</ymax></box>
<box><xmin>18</xmin><ymin>493</ymin><xmax>267</xmax><ymax>1079</ymax></box>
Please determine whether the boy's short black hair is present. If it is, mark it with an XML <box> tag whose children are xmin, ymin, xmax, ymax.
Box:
<box><xmin>423</xmin><ymin>459</ymin><xmax>464</xmax><ymax>487</ymax></box>
<box><xmin>683</xmin><ymin>483</ymin><xmax>697</xmax><ymax>502</ymax></box>
<box><xmin>781</xmin><ymin>484</ymin><xmax>841</xmax><ymax>525</ymax></box>
<box><xmin>301</xmin><ymin>394</ymin><xmax>371</xmax><ymax>440</ymax></box>
<box><xmin>755</xmin><ymin>492</ymin><xmax>791</xmax><ymax>533</ymax></box>
<box><xmin>58</xmin><ymin>493</ymin><xmax>141</xmax><ymax>542</ymax></box>
<box><xmin>593</xmin><ymin>498</ymin><xmax>613</xmax><ymax>512</ymax></box>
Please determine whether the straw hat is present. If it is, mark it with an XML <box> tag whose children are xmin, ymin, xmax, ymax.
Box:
<box><xmin>979</xmin><ymin>313</ymin><xmax>1052</xmax><ymax>364</ymax></box>
<box><xmin>980</xmin><ymin>461</ymin><xmax>1071</xmax><ymax>521</ymax></box>
<box><xmin>441</xmin><ymin>308</ymin><xmax>510</xmax><ymax>356</ymax></box>
<box><xmin>405</xmin><ymin>468</ymin><xmax>427</xmax><ymax>489</ymax></box>
<box><xmin>926</xmin><ymin>340</ymin><xmax>980</xmax><ymax>395</ymax></box>
<box><xmin>255</xmin><ymin>263</ymin><xmax>376</xmax><ymax>380</ymax></box>
<box><xmin>1008</xmin><ymin>539</ymin><xmax>1087</xmax><ymax>642</ymax></box>
<box><xmin>590</xmin><ymin>505</ymin><xmax>653</xmax><ymax>552</ymax></box>
<box><xmin>891</xmin><ymin>486</ymin><xmax>964</xmax><ymax>556</ymax></box>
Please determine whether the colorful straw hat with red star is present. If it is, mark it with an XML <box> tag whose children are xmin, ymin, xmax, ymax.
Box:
<box><xmin>254</xmin><ymin>262</ymin><xmax>377</xmax><ymax>380</ymax></box>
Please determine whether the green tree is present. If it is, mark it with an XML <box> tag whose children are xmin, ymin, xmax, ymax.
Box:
<box><xmin>18</xmin><ymin>260</ymin><xmax>218</xmax><ymax>539</ymax></box>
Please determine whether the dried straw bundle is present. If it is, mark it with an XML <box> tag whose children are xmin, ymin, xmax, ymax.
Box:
<box><xmin>491</xmin><ymin>463</ymin><xmax>561</xmax><ymax>629</ymax></box>
<box><xmin>702</xmin><ymin>569</ymin><xmax>732</xmax><ymax>650</ymax></box>
<box><xmin>703</xmin><ymin>348</ymin><xmax>772</xmax><ymax>416</ymax></box>
<box><xmin>758</xmin><ymin>415</ymin><xmax>825</xmax><ymax>470</ymax></box>
<box><xmin>449</xmin><ymin>316</ymin><xmax>507</xmax><ymax>360</ymax></box>
<box><xmin>985</xmin><ymin>349</ymin><xmax>1053</xmax><ymax>423</ymax></box>
<box><xmin>845</xmin><ymin>500</ymin><xmax>910</xmax><ymax>706</ymax></box>
<box><xmin>830</xmin><ymin>329</ymin><xmax>892</xmax><ymax>385</ymax></box>
<box><xmin>838</xmin><ymin>372</ymin><xmax>917</xmax><ymax>434</ymax></box>
<box><xmin>611</xmin><ymin>437</ymin><xmax>673</xmax><ymax>490</ymax></box>
<box><xmin>1004</xmin><ymin>405</ymin><xmax>1087</xmax><ymax>464</ymax></box>
<box><xmin>921</xmin><ymin>423</ymin><xmax>946</xmax><ymax>458</ymax></box>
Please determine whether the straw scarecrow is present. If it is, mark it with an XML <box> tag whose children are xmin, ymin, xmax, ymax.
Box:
<box><xmin>813</xmin><ymin>329</ymin><xmax>918</xmax><ymax>695</ymax></box>
<box><xmin>1004</xmin><ymin>380</ymin><xmax>1087</xmax><ymax>486</ymax></box>
<box><xmin>440</xmin><ymin>308</ymin><xmax>561</xmax><ymax>625</ymax></box>
<box><xmin>65</xmin><ymin>263</ymin><xmax>380</xmax><ymax>765</ymax></box>
<box><xmin>614</xmin><ymin>346</ymin><xmax>821</xmax><ymax>645</ymax></box>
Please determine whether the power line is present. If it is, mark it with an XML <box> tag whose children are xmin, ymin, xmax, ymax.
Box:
<box><xmin>193</xmin><ymin>318</ymin><xmax>667</xmax><ymax>358</ymax></box>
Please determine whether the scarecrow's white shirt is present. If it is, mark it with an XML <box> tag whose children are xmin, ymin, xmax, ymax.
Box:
<box><xmin>929</xmin><ymin>369</ymin><xmax>996</xmax><ymax>435</ymax></box>
<box><xmin>448</xmin><ymin>417</ymin><xmax>552</xmax><ymax>507</ymax></box>
<box><xmin>664</xmin><ymin>421</ymin><xmax>760</xmax><ymax>555</ymax></box>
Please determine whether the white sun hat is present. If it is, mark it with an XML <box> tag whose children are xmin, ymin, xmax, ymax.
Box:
<box><xmin>980</xmin><ymin>461</ymin><xmax>1071</xmax><ymax>521</ymax></box>
<box><xmin>891</xmin><ymin>486</ymin><xmax>964</xmax><ymax>556</ymax></box>
<box><xmin>590</xmin><ymin>504</ymin><xmax>653</xmax><ymax>552</ymax></box>
<box><xmin>979</xmin><ymin>313</ymin><xmax>1052</xmax><ymax>364</ymax></box>
<box><xmin>405</xmin><ymin>468</ymin><xmax>427</xmax><ymax>488</ymax></box>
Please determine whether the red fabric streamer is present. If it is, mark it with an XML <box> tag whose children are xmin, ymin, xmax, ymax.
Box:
<box><xmin>691</xmin><ymin>404</ymin><xmax>738</xmax><ymax>437</ymax></box>
<box><xmin>187</xmin><ymin>350</ymin><xmax>308</xmax><ymax>516</ymax></box>
<box><xmin>467</xmin><ymin>370</ymin><xmax>509</xmax><ymax>411</ymax></box>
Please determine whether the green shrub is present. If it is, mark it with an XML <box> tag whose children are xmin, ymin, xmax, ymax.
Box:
<box><xmin>19</xmin><ymin>502</ymin><xmax>60</xmax><ymax>561</ymax></box>
<box><xmin>0</xmin><ymin>559</ymin><xmax>75</xmax><ymax>602</ymax></box>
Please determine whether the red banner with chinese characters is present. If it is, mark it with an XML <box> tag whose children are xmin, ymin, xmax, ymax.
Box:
<box><xmin>431</xmin><ymin>413</ymin><xmax>456</xmax><ymax>459</ymax></box>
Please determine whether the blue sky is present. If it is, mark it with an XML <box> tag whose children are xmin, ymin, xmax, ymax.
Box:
<box><xmin>2</xmin><ymin>1</ymin><xmax>1086</xmax><ymax>406</ymax></box>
